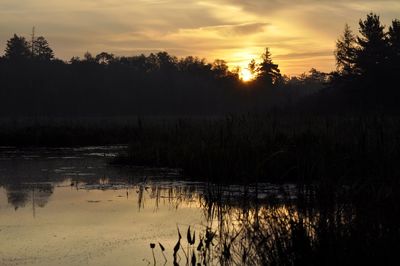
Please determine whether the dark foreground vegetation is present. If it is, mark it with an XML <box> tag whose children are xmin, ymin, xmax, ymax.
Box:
<box><xmin>114</xmin><ymin>114</ymin><xmax>400</xmax><ymax>184</ymax></box>
<box><xmin>149</xmin><ymin>181</ymin><xmax>400</xmax><ymax>266</ymax></box>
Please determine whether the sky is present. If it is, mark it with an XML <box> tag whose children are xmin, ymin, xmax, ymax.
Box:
<box><xmin>1</xmin><ymin>0</ymin><xmax>400</xmax><ymax>75</ymax></box>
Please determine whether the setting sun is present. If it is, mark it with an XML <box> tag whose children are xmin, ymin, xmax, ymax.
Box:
<box><xmin>240</xmin><ymin>68</ymin><xmax>254</xmax><ymax>82</ymax></box>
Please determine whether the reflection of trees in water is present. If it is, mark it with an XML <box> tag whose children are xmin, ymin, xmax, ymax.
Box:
<box><xmin>68</xmin><ymin>177</ymin><xmax>203</xmax><ymax>211</ymax></box>
<box><xmin>0</xmin><ymin>153</ymin><xmax>180</xmax><ymax>211</ymax></box>
<box><xmin>34</xmin><ymin>185</ymin><xmax>54</xmax><ymax>207</ymax></box>
<box><xmin>6</xmin><ymin>185</ymin><xmax>29</xmax><ymax>210</ymax></box>
<box><xmin>179</xmin><ymin>184</ymin><xmax>400</xmax><ymax>266</ymax></box>
<box><xmin>131</xmin><ymin>182</ymin><xmax>203</xmax><ymax>211</ymax></box>
<box><xmin>138</xmin><ymin>183</ymin><xmax>399</xmax><ymax>266</ymax></box>
<box><xmin>5</xmin><ymin>183</ymin><xmax>54</xmax><ymax>211</ymax></box>
<box><xmin>138</xmin><ymin>183</ymin><xmax>324</xmax><ymax>265</ymax></box>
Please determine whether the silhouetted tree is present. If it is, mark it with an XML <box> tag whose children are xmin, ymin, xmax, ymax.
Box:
<box><xmin>258</xmin><ymin>48</ymin><xmax>281</xmax><ymax>86</ymax></box>
<box><xmin>4</xmin><ymin>34</ymin><xmax>31</xmax><ymax>61</ymax></box>
<box><xmin>83</xmin><ymin>51</ymin><xmax>96</xmax><ymax>62</ymax></box>
<box><xmin>69</xmin><ymin>56</ymin><xmax>81</xmax><ymax>64</ymax></box>
<box><xmin>32</xmin><ymin>36</ymin><xmax>54</xmax><ymax>61</ymax></box>
<box><xmin>335</xmin><ymin>24</ymin><xmax>358</xmax><ymax>76</ymax></box>
<box><xmin>327</xmin><ymin>13</ymin><xmax>400</xmax><ymax>111</ymax></box>
<box><xmin>388</xmin><ymin>20</ymin><xmax>400</xmax><ymax>64</ymax></box>
<box><xmin>212</xmin><ymin>59</ymin><xmax>229</xmax><ymax>78</ymax></box>
<box><xmin>178</xmin><ymin>56</ymin><xmax>210</xmax><ymax>73</ymax></box>
<box><xmin>284</xmin><ymin>68</ymin><xmax>327</xmax><ymax>104</ymax></box>
<box><xmin>0</xmin><ymin>33</ymin><xmax>328</xmax><ymax>116</ymax></box>
<box><xmin>248</xmin><ymin>59</ymin><xmax>258</xmax><ymax>78</ymax></box>
<box><xmin>307</xmin><ymin>68</ymin><xmax>329</xmax><ymax>83</ymax></box>
<box><xmin>95</xmin><ymin>52</ymin><xmax>114</xmax><ymax>65</ymax></box>
<box><xmin>156</xmin><ymin>51</ymin><xmax>177</xmax><ymax>72</ymax></box>
<box><xmin>356</xmin><ymin>13</ymin><xmax>388</xmax><ymax>75</ymax></box>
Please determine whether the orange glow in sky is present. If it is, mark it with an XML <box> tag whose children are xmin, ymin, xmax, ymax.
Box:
<box><xmin>1</xmin><ymin>0</ymin><xmax>399</xmax><ymax>75</ymax></box>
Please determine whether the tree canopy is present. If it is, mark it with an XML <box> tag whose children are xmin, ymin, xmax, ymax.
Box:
<box><xmin>258</xmin><ymin>48</ymin><xmax>282</xmax><ymax>85</ymax></box>
<box><xmin>4</xmin><ymin>34</ymin><xmax>31</xmax><ymax>61</ymax></box>
<box><xmin>329</xmin><ymin>13</ymin><xmax>400</xmax><ymax>110</ymax></box>
<box><xmin>32</xmin><ymin>36</ymin><xmax>54</xmax><ymax>61</ymax></box>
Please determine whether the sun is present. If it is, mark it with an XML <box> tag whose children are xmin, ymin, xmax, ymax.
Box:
<box><xmin>240</xmin><ymin>68</ymin><xmax>254</xmax><ymax>82</ymax></box>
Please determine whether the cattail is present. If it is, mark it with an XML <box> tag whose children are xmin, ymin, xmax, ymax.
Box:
<box><xmin>159</xmin><ymin>242</ymin><xmax>167</xmax><ymax>262</ymax></box>
<box><xmin>191</xmin><ymin>251</ymin><xmax>196</xmax><ymax>266</ymax></box>
<box><xmin>150</xmin><ymin>243</ymin><xmax>156</xmax><ymax>265</ymax></box>
<box><xmin>187</xmin><ymin>226</ymin><xmax>192</xmax><ymax>244</ymax></box>
<box><xmin>197</xmin><ymin>238</ymin><xmax>203</xmax><ymax>251</ymax></box>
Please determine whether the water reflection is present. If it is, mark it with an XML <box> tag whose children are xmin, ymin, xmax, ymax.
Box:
<box><xmin>0</xmin><ymin>147</ymin><xmax>294</xmax><ymax>266</ymax></box>
<box><xmin>0</xmin><ymin>147</ymin><xmax>206</xmax><ymax>265</ymax></box>
<box><xmin>0</xmin><ymin>186</ymin><xmax>205</xmax><ymax>265</ymax></box>
<box><xmin>0</xmin><ymin>147</ymin><xmax>314</xmax><ymax>266</ymax></box>
<box><xmin>6</xmin><ymin>183</ymin><xmax>53</xmax><ymax>213</ymax></box>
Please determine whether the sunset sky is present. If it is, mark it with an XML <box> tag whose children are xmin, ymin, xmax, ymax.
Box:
<box><xmin>1</xmin><ymin>0</ymin><xmax>399</xmax><ymax>75</ymax></box>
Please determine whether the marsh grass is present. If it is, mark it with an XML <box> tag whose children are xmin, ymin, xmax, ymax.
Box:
<box><xmin>3</xmin><ymin>114</ymin><xmax>400</xmax><ymax>264</ymax></box>
<box><xmin>115</xmin><ymin>113</ymin><xmax>400</xmax><ymax>184</ymax></box>
<box><xmin>130</xmin><ymin>113</ymin><xmax>400</xmax><ymax>265</ymax></box>
<box><xmin>151</xmin><ymin>182</ymin><xmax>400</xmax><ymax>266</ymax></box>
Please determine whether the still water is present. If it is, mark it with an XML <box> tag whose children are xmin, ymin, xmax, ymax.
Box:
<box><xmin>0</xmin><ymin>146</ymin><xmax>209</xmax><ymax>266</ymax></box>
<box><xmin>0</xmin><ymin>146</ymin><xmax>297</xmax><ymax>265</ymax></box>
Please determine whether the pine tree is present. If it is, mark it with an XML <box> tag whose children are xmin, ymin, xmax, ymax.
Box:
<box><xmin>258</xmin><ymin>48</ymin><xmax>281</xmax><ymax>86</ymax></box>
<box><xmin>334</xmin><ymin>24</ymin><xmax>357</xmax><ymax>75</ymax></box>
<box><xmin>4</xmin><ymin>34</ymin><xmax>31</xmax><ymax>61</ymax></box>
<box><xmin>356</xmin><ymin>13</ymin><xmax>388</xmax><ymax>74</ymax></box>
<box><xmin>388</xmin><ymin>19</ymin><xmax>400</xmax><ymax>61</ymax></box>
<box><xmin>32</xmin><ymin>36</ymin><xmax>54</xmax><ymax>61</ymax></box>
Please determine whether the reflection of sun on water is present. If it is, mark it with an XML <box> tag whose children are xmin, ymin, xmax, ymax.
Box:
<box><xmin>240</xmin><ymin>68</ymin><xmax>254</xmax><ymax>82</ymax></box>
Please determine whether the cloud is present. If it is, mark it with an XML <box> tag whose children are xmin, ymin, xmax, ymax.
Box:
<box><xmin>219</xmin><ymin>0</ymin><xmax>400</xmax><ymax>14</ymax></box>
<box><xmin>0</xmin><ymin>0</ymin><xmax>399</xmax><ymax>75</ymax></box>
<box><xmin>196</xmin><ymin>22</ymin><xmax>270</xmax><ymax>37</ymax></box>
<box><xmin>275</xmin><ymin>51</ymin><xmax>333</xmax><ymax>60</ymax></box>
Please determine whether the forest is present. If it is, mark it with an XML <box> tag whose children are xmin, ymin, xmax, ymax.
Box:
<box><xmin>0</xmin><ymin>42</ymin><xmax>326</xmax><ymax>116</ymax></box>
<box><xmin>4</xmin><ymin>14</ymin><xmax>399</xmax><ymax>117</ymax></box>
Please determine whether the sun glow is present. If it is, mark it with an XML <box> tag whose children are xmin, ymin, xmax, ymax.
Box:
<box><xmin>240</xmin><ymin>68</ymin><xmax>254</xmax><ymax>82</ymax></box>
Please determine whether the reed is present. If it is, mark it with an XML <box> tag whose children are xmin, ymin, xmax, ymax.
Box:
<box><xmin>151</xmin><ymin>181</ymin><xmax>400</xmax><ymax>265</ymax></box>
<box><xmin>115</xmin><ymin>113</ymin><xmax>400</xmax><ymax>184</ymax></box>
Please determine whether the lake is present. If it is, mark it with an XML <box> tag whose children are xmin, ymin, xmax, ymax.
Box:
<box><xmin>1</xmin><ymin>145</ymin><xmax>385</xmax><ymax>266</ymax></box>
<box><xmin>0</xmin><ymin>146</ymin><xmax>294</xmax><ymax>265</ymax></box>
<box><xmin>0</xmin><ymin>146</ymin><xmax>213</xmax><ymax>265</ymax></box>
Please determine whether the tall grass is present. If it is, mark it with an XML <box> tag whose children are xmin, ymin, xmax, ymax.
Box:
<box><xmin>115</xmin><ymin>113</ymin><xmax>400</xmax><ymax>184</ymax></box>
<box><xmin>115</xmin><ymin>113</ymin><xmax>400</xmax><ymax>264</ymax></box>
<box><xmin>154</xmin><ymin>182</ymin><xmax>400</xmax><ymax>265</ymax></box>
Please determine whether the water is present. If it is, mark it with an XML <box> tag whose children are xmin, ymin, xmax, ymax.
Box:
<box><xmin>0</xmin><ymin>146</ymin><xmax>303</xmax><ymax>265</ymax></box>
<box><xmin>0</xmin><ymin>146</ymin><xmax>390</xmax><ymax>265</ymax></box>
<box><xmin>0</xmin><ymin>146</ymin><xmax>207</xmax><ymax>266</ymax></box>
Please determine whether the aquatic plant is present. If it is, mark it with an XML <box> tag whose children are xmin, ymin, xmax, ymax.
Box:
<box><xmin>149</xmin><ymin>181</ymin><xmax>400</xmax><ymax>265</ymax></box>
<box><xmin>115</xmin><ymin>113</ymin><xmax>400</xmax><ymax>185</ymax></box>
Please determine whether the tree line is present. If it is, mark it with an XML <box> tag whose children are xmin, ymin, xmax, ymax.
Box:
<box><xmin>319</xmin><ymin>13</ymin><xmax>400</xmax><ymax>112</ymax></box>
<box><xmin>1</xmin><ymin>13</ymin><xmax>398</xmax><ymax>117</ymax></box>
